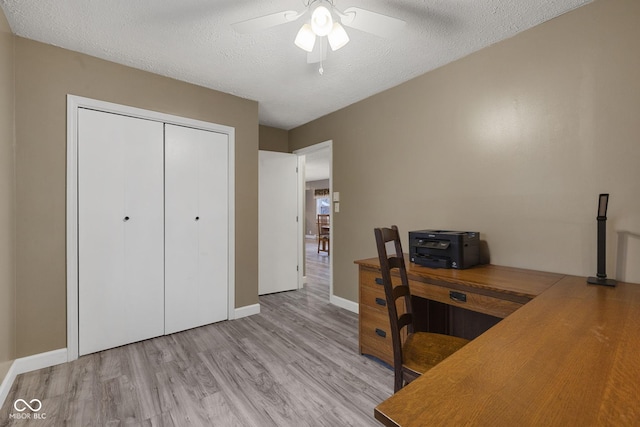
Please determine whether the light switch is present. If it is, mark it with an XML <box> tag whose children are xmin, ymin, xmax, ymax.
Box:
<box><xmin>333</xmin><ymin>192</ymin><xmax>340</xmax><ymax>202</ymax></box>
<box><xmin>334</xmin><ymin>202</ymin><xmax>340</xmax><ymax>213</ymax></box>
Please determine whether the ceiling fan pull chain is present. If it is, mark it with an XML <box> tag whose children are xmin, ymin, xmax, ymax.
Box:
<box><xmin>319</xmin><ymin>40</ymin><xmax>324</xmax><ymax>75</ymax></box>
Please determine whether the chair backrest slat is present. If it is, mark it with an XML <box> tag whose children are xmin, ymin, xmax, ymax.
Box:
<box><xmin>374</xmin><ymin>226</ymin><xmax>415</xmax><ymax>382</ymax></box>
<box><xmin>387</xmin><ymin>256</ymin><xmax>403</xmax><ymax>269</ymax></box>
<box><xmin>392</xmin><ymin>284</ymin><xmax>410</xmax><ymax>300</ymax></box>
<box><xmin>397</xmin><ymin>313</ymin><xmax>413</xmax><ymax>330</ymax></box>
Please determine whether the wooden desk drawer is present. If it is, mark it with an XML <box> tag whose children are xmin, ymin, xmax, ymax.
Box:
<box><xmin>360</xmin><ymin>283</ymin><xmax>388</xmax><ymax>313</ymax></box>
<box><xmin>359</xmin><ymin>305</ymin><xmax>393</xmax><ymax>365</ymax></box>
<box><xmin>359</xmin><ymin>267</ymin><xmax>401</xmax><ymax>292</ymax></box>
<box><xmin>409</xmin><ymin>280</ymin><xmax>523</xmax><ymax>318</ymax></box>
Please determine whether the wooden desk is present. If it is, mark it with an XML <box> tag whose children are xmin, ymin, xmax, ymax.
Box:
<box><xmin>355</xmin><ymin>257</ymin><xmax>565</xmax><ymax>365</ymax></box>
<box><xmin>374</xmin><ymin>275</ymin><xmax>640</xmax><ymax>426</ymax></box>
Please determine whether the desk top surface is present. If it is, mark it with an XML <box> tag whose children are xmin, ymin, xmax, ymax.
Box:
<box><xmin>355</xmin><ymin>257</ymin><xmax>565</xmax><ymax>300</ymax></box>
<box><xmin>374</xmin><ymin>275</ymin><xmax>640</xmax><ymax>426</ymax></box>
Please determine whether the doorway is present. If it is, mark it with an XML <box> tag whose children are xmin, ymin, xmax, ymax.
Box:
<box><xmin>294</xmin><ymin>141</ymin><xmax>332</xmax><ymax>301</ymax></box>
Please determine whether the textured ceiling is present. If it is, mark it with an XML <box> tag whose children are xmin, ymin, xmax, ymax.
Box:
<box><xmin>0</xmin><ymin>0</ymin><xmax>591</xmax><ymax>130</ymax></box>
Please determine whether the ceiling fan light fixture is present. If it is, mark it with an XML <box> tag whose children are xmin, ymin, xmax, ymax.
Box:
<box><xmin>328</xmin><ymin>22</ymin><xmax>349</xmax><ymax>51</ymax></box>
<box><xmin>294</xmin><ymin>23</ymin><xmax>316</xmax><ymax>52</ymax></box>
<box><xmin>311</xmin><ymin>5</ymin><xmax>333</xmax><ymax>36</ymax></box>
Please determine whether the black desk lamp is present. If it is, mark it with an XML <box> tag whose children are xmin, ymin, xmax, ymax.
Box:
<box><xmin>587</xmin><ymin>193</ymin><xmax>616</xmax><ymax>287</ymax></box>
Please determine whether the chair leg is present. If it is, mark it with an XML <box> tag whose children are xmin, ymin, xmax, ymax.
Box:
<box><xmin>394</xmin><ymin>371</ymin><xmax>403</xmax><ymax>393</ymax></box>
<box><xmin>318</xmin><ymin>236</ymin><xmax>330</xmax><ymax>255</ymax></box>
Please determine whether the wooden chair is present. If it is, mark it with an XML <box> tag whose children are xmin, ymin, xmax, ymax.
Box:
<box><xmin>374</xmin><ymin>225</ymin><xmax>470</xmax><ymax>393</ymax></box>
<box><xmin>317</xmin><ymin>214</ymin><xmax>330</xmax><ymax>255</ymax></box>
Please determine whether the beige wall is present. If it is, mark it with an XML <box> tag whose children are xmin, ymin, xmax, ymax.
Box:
<box><xmin>259</xmin><ymin>125</ymin><xmax>289</xmax><ymax>152</ymax></box>
<box><xmin>0</xmin><ymin>7</ymin><xmax>15</xmax><ymax>381</ymax></box>
<box><xmin>290</xmin><ymin>0</ymin><xmax>640</xmax><ymax>302</ymax></box>
<box><xmin>14</xmin><ymin>38</ymin><xmax>259</xmax><ymax>357</ymax></box>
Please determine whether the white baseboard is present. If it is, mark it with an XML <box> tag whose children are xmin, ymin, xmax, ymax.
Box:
<box><xmin>0</xmin><ymin>362</ymin><xmax>17</xmax><ymax>411</ymax></box>
<box><xmin>0</xmin><ymin>348</ymin><xmax>67</xmax><ymax>410</ymax></box>
<box><xmin>12</xmin><ymin>349</ymin><xmax>67</xmax><ymax>374</ymax></box>
<box><xmin>234</xmin><ymin>303</ymin><xmax>260</xmax><ymax>319</ymax></box>
<box><xmin>330</xmin><ymin>294</ymin><xmax>359</xmax><ymax>314</ymax></box>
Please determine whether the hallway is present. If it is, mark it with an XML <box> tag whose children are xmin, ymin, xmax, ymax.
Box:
<box><xmin>304</xmin><ymin>237</ymin><xmax>330</xmax><ymax>300</ymax></box>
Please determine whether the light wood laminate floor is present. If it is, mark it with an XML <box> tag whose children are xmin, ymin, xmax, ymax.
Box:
<box><xmin>1</xmin><ymin>240</ymin><xmax>392</xmax><ymax>426</ymax></box>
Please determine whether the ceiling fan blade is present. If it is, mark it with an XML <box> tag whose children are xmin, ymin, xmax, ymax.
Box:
<box><xmin>232</xmin><ymin>10</ymin><xmax>303</xmax><ymax>33</ymax></box>
<box><xmin>307</xmin><ymin>37</ymin><xmax>328</xmax><ymax>64</ymax></box>
<box><xmin>340</xmin><ymin>7</ymin><xmax>406</xmax><ymax>38</ymax></box>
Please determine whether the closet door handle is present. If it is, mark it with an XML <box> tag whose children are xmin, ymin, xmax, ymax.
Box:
<box><xmin>123</xmin><ymin>216</ymin><xmax>130</xmax><ymax>222</ymax></box>
<box><xmin>195</xmin><ymin>216</ymin><xmax>200</xmax><ymax>221</ymax></box>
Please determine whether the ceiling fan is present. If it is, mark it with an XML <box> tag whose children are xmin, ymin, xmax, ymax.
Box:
<box><xmin>232</xmin><ymin>0</ymin><xmax>406</xmax><ymax>73</ymax></box>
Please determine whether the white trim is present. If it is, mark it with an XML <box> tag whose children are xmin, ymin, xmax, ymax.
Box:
<box><xmin>330</xmin><ymin>294</ymin><xmax>359</xmax><ymax>314</ymax></box>
<box><xmin>227</xmin><ymin>129</ymin><xmax>236</xmax><ymax>320</ymax></box>
<box><xmin>66</xmin><ymin>94</ymin><xmax>236</xmax><ymax>359</ymax></box>
<box><xmin>66</xmin><ymin>98</ymin><xmax>79</xmax><ymax>361</ymax></box>
<box><xmin>293</xmin><ymin>140</ymin><xmax>332</xmax><ymax>154</ymax></box>
<box><xmin>0</xmin><ymin>349</ymin><xmax>67</xmax><ymax>408</ymax></box>
<box><xmin>0</xmin><ymin>363</ymin><xmax>16</xmax><ymax>409</ymax></box>
<box><xmin>296</xmin><ymin>155</ymin><xmax>306</xmax><ymax>289</ymax></box>
<box><xmin>234</xmin><ymin>303</ymin><xmax>261</xmax><ymax>319</ymax></box>
<box><xmin>12</xmin><ymin>349</ymin><xmax>67</xmax><ymax>375</ymax></box>
<box><xmin>67</xmin><ymin>96</ymin><xmax>236</xmax><ymax>134</ymax></box>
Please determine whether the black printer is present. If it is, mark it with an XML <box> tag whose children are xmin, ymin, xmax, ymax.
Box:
<box><xmin>409</xmin><ymin>230</ymin><xmax>479</xmax><ymax>269</ymax></box>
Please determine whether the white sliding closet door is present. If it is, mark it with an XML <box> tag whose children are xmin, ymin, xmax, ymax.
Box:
<box><xmin>165</xmin><ymin>124</ymin><xmax>229</xmax><ymax>334</ymax></box>
<box><xmin>78</xmin><ymin>109</ymin><xmax>165</xmax><ymax>355</ymax></box>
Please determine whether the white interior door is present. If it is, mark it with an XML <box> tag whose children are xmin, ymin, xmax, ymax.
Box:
<box><xmin>165</xmin><ymin>124</ymin><xmax>229</xmax><ymax>334</ymax></box>
<box><xmin>259</xmin><ymin>150</ymin><xmax>298</xmax><ymax>295</ymax></box>
<box><xmin>78</xmin><ymin>108</ymin><xmax>165</xmax><ymax>355</ymax></box>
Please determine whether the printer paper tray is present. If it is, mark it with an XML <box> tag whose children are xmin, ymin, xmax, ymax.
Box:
<box><xmin>411</xmin><ymin>255</ymin><xmax>451</xmax><ymax>269</ymax></box>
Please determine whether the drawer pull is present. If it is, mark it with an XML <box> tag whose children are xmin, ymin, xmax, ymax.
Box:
<box><xmin>375</xmin><ymin>277</ymin><xmax>384</xmax><ymax>286</ymax></box>
<box><xmin>375</xmin><ymin>328</ymin><xmax>387</xmax><ymax>338</ymax></box>
<box><xmin>450</xmin><ymin>291</ymin><xmax>467</xmax><ymax>303</ymax></box>
<box><xmin>375</xmin><ymin>297</ymin><xmax>387</xmax><ymax>307</ymax></box>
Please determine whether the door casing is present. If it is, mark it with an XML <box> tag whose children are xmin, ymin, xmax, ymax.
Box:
<box><xmin>293</xmin><ymin>141</ymin><xmax>333</xmax><ymax>300</ymax></box>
